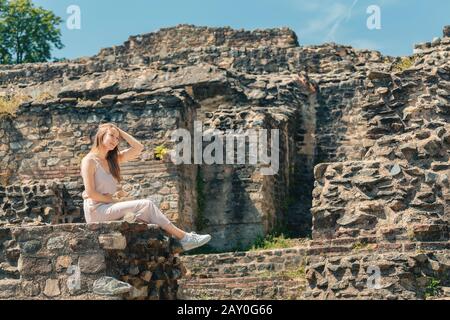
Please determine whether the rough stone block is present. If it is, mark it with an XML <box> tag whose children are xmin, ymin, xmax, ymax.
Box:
<box><xmin>98</xmin><ymin>233</ymin><xmax>127</xmax><ymax>250</ymax></box>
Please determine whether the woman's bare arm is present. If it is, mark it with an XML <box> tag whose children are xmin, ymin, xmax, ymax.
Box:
<box><xmin>81</xmin><ymin>157</ymin><xmax>114</xmax><ymax>203</ymax></box>
<box><xmin>117</xmin><ymin>127</ymin><xmax>144</xmax><ymax>163</ymax></box>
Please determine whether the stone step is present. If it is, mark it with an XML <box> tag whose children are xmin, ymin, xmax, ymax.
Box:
<box><xmin>180</xmin><ymin>244</ymin><xmax>310</xmax><ymax>280</ymax></box>
<box><xmin>177</xmin><ymin>275</ymin><xmax>307</xmax><ymax>300</ymax></box>
<box><xmin>0</xmin><ymin>279</ymin><xmax>21</xmax><ymax>299</ymax></box>
<box><xmin>186</xmin><ymin>262</ymin><xmax>297</xmax><ymax>278</ymax></box>
<box><xmin>182</xmin><ymin>244</ymin><xmax>309</xmax><ymax>262</ymax></box>
<box><xmin>180</xmin><ymin>275</ymin><xmax>306</xmax><ymax>286</ymax></box>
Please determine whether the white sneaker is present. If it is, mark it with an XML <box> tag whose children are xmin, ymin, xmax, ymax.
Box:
<box><xmin>180</xmin><ymin>232</ymin><xmax>212</xmax><ymax>251</ymax></box>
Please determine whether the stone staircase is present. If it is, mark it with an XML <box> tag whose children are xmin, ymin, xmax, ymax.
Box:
<box><xmin>177</xmin><ymin>236</ymin><xmax>450</xmax><ymax>300</ymax></box>
<box><xmin>177</xmin><ymin>245</ymin><xmax>309</xmax><ymax>300</ymax></box>
<box><xmin>178</xmin><ymin>276</ymin><xmax>306</xmax><ymax>300</ymax></box>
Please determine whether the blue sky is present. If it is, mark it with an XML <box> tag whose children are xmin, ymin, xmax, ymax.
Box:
<box><xmin>32</xmin><ymin>0</ymin><xmax>450</xmax><ymax>59</ymax></box>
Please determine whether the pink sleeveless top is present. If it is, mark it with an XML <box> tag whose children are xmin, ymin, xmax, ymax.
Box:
<box><xmin>82</xmin><ymin>155</ymin><xmax>118</xmax><ymax>213</ymax></box>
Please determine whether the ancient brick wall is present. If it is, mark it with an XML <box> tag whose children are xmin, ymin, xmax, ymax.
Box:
<box><xmin>0</xmin><ymin>182</ymin><xmax>75</xmax><ymax>225</ymax></box>
<box><xmin>1</xmin><ymin>24</ymin><xmax>450</xmax><ymax>299</ymax></box>
<box><xmin>0</xmin><ymin>24</ymin><xmax>298</xmax><ymax>86</ymax></box>
<box><xmin>179</xmin><ymin>236</ymin><xmax>450</xmax><ymax>300</ymax></box>
<box><xmin>0</xmin><ymin>88</ymin><xmax>197</xmax><ymax>227</ymax></box>
<box><xmin>311</xmin><ymin>27</ymin><xmax>450</xmax><ymax>241</ymax></box>
<box><xmin>312</xmin><ymin>161</ymin><xmax>449</xmax><ymax>241</ymax></box>
<box><xmin>0</xmin><ymin>221</ymin><xmax>184</xmax><ymax>300</ymax></box>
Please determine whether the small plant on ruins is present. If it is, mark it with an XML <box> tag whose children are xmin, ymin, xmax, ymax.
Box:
<box><xmin>258</xmin><ymin>265</ymin><xmax>306</xmax><ymax>280</ymax></box>
<box><xmin>35</xmin><ymin>91</ymin><xmax>54</xmax><ymax>102</ymax></box>
<box><xmin>352</xmin><ymin>241</ymin><xmax>372</xmax><ymax>251</ymax></box>
<box><xmin>392</xmin><ymin>56</ymin><xmax>416</xmax><ymax>72</ymax></box>
<box><xmin>249</xmin><ymin>221</ymin><xmax>309</xmax><ymax>251</ymax></box>
<box><xmin>154</xmin><ymin>144</ymin><xmax>169</xmax><ymax>160</ymax></box>
<box><xmin>0</xmin><ymin>93</ymin><xmax>29</xmax><ymax>114</ymax></box>
<box><xmin>282</xmin><ymin>265</ymin><xmax>306</xmax><ymax>280</ymax></box>
<box><xmin>197</xmin><ymin>292</ymin><xmax>214</xmax><ymax>300</ymax></box>
<box><xmin>250</xmin><ymin>233</ymin><xmax>300</xmax><ymax>251</ymax></box>
<box><xmin>424</xmin><ymin>277</ymin><xmax>441</xmax><ymax>299</ymax></box>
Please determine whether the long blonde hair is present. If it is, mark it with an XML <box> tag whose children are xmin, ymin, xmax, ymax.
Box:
<box><xmin>90</xmin><ymin>123</ymin><xmax>121</xmax><ymax>182</ymax></box>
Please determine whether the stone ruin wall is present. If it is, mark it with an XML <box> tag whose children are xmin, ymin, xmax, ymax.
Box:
<box><xmin>0</xmin><ymin>24</ymin><xmax>449</xmax><ymax>299</ymax></box>
<box><xmin>0</xmin><ymin>222</ymin><xmax>185</xmax><ymax>299</ymax></box>
<box><xmin>0</xmin><ymin>88</ymin><xmax>197</xmax><ymax>227</ymax></box>
<box><xmin>1</xmin><ymin>25</ymin><xmax>313</xmax><ymax>252</ymax></box>
<box><xmin>306</xmin><ymin>26</ymin><xmax>450</xmax><ymax>299</ymax></box>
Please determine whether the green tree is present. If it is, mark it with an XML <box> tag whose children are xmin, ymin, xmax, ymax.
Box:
<box><xmin>0</xmin><ymin>0</ymin><xmax>11</xmax><ymax>63</ymax></box>
<box><xmin>0</xmin><ymin>0</ymin><xmax>64</xmax><ymax>64</ymax></box>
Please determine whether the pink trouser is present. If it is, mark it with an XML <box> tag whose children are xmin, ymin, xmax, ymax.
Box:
<box><xmin>83</xmin><ymin>199</ymin><xmax>172</xmax><ymax>227</ymax></box>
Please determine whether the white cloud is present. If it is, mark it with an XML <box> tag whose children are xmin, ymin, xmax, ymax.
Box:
<box><xmin>288</xmin><ymin>0</ymin><xmax>403</xmax><ymax>49</ymax></box>
<box><xmin>346</xmin><ymin>0</ymin><xmax>359</xmax><ymax>21</ymax></box>
<box><xmin>292</xmin><ymin>0</ymin><xmax>361</xmax><ymax>42</ymax></box>
<box><xmin>299</xmin><ymin>3</ymin><xmax>346</xmax><ymax>39</ymax></box>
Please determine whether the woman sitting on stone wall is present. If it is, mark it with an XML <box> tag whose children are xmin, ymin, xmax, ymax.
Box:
<box><xmin>80</xmin><ymin>123</ymin><xmax>211</xmax><ymax>251</ymax></box>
